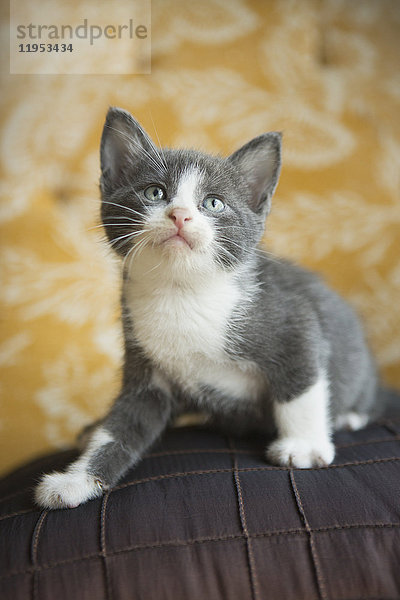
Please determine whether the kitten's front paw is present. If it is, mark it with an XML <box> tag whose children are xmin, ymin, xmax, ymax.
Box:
<box><xmin>35</xmin><ymin>470</ymin><xmax>105</xmax><ymax>509</ymax></box>
<box><xmin>266</xmin><ymin>437</ymin><xmax>335</xmax><ymax>468</ymax></box>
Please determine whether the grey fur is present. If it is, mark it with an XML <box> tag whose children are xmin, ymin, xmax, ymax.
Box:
<box><xmin>76</xmin><ymin>108</ymin><xmax>380</xmax><ymax>491</ymax></box>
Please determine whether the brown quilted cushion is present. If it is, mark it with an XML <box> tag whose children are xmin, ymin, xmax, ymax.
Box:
<box><xmin>1</xmin><ymin>415</ymin><xmax>400</xmax><ymax>600</ymax></box>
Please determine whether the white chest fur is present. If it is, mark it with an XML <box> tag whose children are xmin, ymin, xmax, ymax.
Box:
<box><xmin>124</xmin><ymin>271</ymin><xmax>265</xmax><ymax>402</ymax></box>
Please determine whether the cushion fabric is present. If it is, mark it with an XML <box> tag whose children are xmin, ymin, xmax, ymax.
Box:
<box><xmin>1</xmin><ymin>417</ymin><xmax>400</xmax><ymax>600</ymax></box>
<box><xmin>1</xmin><ymin>0</ymin><xmax>400</xmax><ymax>478</ymax></box>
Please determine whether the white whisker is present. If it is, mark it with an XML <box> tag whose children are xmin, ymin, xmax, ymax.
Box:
<box><xmin>101</xmin><ymin>200</ymin><xmax>147</xmax><ymax>219</ymax></box>
<box><xmin>109</xmin><ymin>232</ymin><xmax>139</xmax><ymax>247</ymax></box>
<box><xmin>213</xmin><ymin>240</ymin><xmax>239</xmax><ymax>266</ymax></box>
<box><xmin>122</xmin><ymin>242</ymin><xmax>137</xmax><ymax>273</ymax></box>
<box><xmin>88</xmin><ymin>223</ymin><xmax>139</xmax><ymax>231</ymax></box>
<box><xmin>148</xmin><ymin>111</ymin><xmax>168</xmax><ymax>170</ymax></box>
<box><xmin>216</xmin><ymin>235</ymin><xmax>279</xmax><ymax>264</ymax></box>
<box><xmin>124</xmin><ymin>234</ymin><xmax>152</xmax><ymax>272</ymax></box>
<box><xmin>110</xmin><ymin>228</ymin><xmax>152</xmax><ymax>250</ymax></box>
<box><xmin>143</xmin><ymin>259</ymin><xmax>163</xmax><ymax>277</ymax></box>
<box><xmin>104</xmin><ymin>214</ymin><xmax>139</xmax><ymax>223</ymax></box>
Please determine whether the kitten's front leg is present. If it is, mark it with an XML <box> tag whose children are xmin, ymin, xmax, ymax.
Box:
<box><xmin>266</xmin><ymin>373</ymin><xmax>335</xmax><ymax>468</ymax></box>
<box><xmin>35</xmin><ymin>381</ymin><xmax>171</xmax><ymax>509</ymax></box>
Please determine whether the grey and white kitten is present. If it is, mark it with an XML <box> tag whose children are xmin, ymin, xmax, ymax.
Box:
<box><xmin>35</xmin><ymin>107</ymin><xmax>379</xmax><ymax>509</ymax></box>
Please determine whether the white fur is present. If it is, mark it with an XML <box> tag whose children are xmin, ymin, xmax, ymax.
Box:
<box><xmin>150</xmin><ymin>368</ymin><xmax>172</xmax><ymax>396</ymax></box>
<box><xmin>35</xmin><ymin>427</ymin><xmax>113</xmax><ymax>509</ymax></box>
<box><xmin>267</xmin><ymin>374</ymin><xmax>335</xmax><ymax>468</ymax></box>
<box><xmin>126</xmin><ymin>168</ymin><xmax>221</xmax><ymax>286</ymax></box>
<box><xmin>335</xmin><ymin>412</ymin><xmax>369</xmax><ymax>431</ymax></box>
<box><xmin>126</xmin><ymin>267</ymin><xmax>265</xmax><ymax>402</ymax></box>
<box><xmin>172</xmin><ymin>169</ymin><xmax>200</xmax><ymax>210</ymax></box>
<box><xmin>125</xmin><ymin>167</ymin><xmax>266</xmax><ymax>403</ymax></box>
<box><xmin>139</xmin><ymin>168</ymin><xmax>214</xmax><ymax>256</ymax></box>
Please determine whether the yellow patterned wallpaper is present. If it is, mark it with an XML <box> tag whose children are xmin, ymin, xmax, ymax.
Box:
<box><xmin>1</xmin><ymin>0</ymin><xmax>399</xmax><ymax>475</ymax></box>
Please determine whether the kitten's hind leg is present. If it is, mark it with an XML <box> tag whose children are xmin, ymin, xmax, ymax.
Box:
<box><xmin>334</xmin><ymin>412</ymin><xmax>369</xmax><ymax>431</ymax></box>
<box><xmin>266</xmin><ymin>373</ymin><xmax>335</xmax><ymax>468</ymax></box>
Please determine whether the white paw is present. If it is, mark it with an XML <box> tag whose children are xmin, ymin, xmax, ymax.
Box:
<box><xmin>335</xmin><ymin>412</ymin><xmax>369</xmax><ymax>431</ymax></box>
<box><xmin>266</xmin><ymin>437</ymin><xmax>335</xmax><ymax>468</ymax></box>
<box><xmin>35</xmin><ymin>470</ymin><xmax>105</xmax><ymax>509</ymax></box>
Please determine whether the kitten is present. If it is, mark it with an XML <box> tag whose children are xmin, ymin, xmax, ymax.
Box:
<box><xmin>35</xmin><ymin>107</ymin><xmax>379</xmax><ymax>509</ymax></box>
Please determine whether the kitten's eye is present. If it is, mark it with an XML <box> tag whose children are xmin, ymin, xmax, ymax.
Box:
<box><xmin>202</xmin><ymin>197</ymin><xmax>225</xmax><ymax>213</ymax></box>
<box><xmin>144</xmin><ymin>185</ymin><xmax>166</xmax><ymax>201</ymax></box>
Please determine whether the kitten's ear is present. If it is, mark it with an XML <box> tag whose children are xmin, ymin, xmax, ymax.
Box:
<box><xmin>228</xmin><ymin>133</ymin><xmax>282</xmax><ymax>215</ymax></box>
<box><xmin>100</xmin><ymin>107</ymin><xmax>158</xmax><ymax>190</ymax></box>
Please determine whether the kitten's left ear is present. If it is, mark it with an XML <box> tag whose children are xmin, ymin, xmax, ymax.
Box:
<box><xmin>228</xmin><ymin>133</ymin><xmax>282</xmax><ymax>215</ymax></box>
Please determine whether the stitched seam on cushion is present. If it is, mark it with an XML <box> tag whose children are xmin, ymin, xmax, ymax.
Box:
<box><xmin>114</xmin><ymin>467</ymin><xmax>234</xmax><ymax>491</ymax></box>
<box><xmin>0</xmin><ymin>418</ymin><xmax>397</xmax><ymax>506</ymax></box>
<box><xmin>113</xmin><ymin>457</ymin><xmax>400</xmax><ymax>490</ymax></box>
<box><xmin>1</xmin><ymin>439</ymin><xmax>397</xmax><ymax>505</ymax></box>
<box><xmin>2</xmin><ymin>456</ymin><xmax>400</xmax><ymax>522</ymax></box>
<box><xmin>2</xmin><ymin>458</ymin><xmax>400</xmax><ymax>524</ymax></box>
<box><xmin>339</xmin><ymin>597</ymin><xmax>400</xmax><ymax>600</ymax></box>
<box><xmin>100</xmin><ymin>491</ymin><xmax>112</xmax><ymax>600</ymax></box>
<box><xmin>142</xmin><ymin>438</ymin><xmax>400</xmax><ymax>456</ymax></box>
<box><xmin>251</xmin><ymin>523</ymin><xmax>400</xmax><ymax>539</ymax></box>
<box><xmin>0</xmin><ymin>508</ymin><xmax>38</xmax><ymax>521</ymax></box>
<box><xmin>2</xmin><ymin>523</ymin><xmax>400</xmax><ymax>580</ymax></box>
<box><xmin>144</xmin><ymin>448</ymin><xmax>254</xmax><ymax>458</ymax></box>
<box><xmin>382</xmin><ymin>422</ymin><xmax>400</xmax><ymax>436</ymax></box>
<box><xmin>229</xmin><ymin>438</ymin><xmax>260</xmax><ymax>600</ymax></box>
<box><xmin>0</xmin><ymin>535</ymin><xmax>246</xmax><ymax>580</ymax></box>
<box><xmin>1</xmin><ymin>442</ymin><xmax>400</xmax><ymax>503</ymax></box>
<box><xmin>0</xmin><ymin>489</ymin><xmax>34</xmax><ymax>503</ymax></box>
<box><xmin>30</xmin><ymin>511</ymin><xmax>47</xmax><ymax>565</ymax></box>
<box><xmin>112</xmin><ymin>457</ymin><xmax>400</xmax><ymax>491</ymax></box>
<box><xmin>30</xmin><ymin>510</ymin><xmax>47</xmax><ymax>600</ymax></box>
<box><xmin>290</xmin><ymin>471</ymin><xmax>328</xmax><ymax>600</ymax></box>
<box><xmin>313</xmin><ymin>522</ymin><xmax>400</xmax><ymax>533</ymax></box>
<box><xmin>0</xmin><ymin>444</ymin><xmax>393</xmax><ymax>508</ymax></box>
<box><xmin>110</xmin><ymin>533</ymin><xmax>247</xmax><ymax>556</ymax></box>
<box><xmin>336</xmin><ymin>436</ymin><xmax>400</xmax><ymax>448</ymax></box>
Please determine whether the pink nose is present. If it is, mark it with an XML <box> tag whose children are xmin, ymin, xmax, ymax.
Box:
<box><xmin>169</xmin><ymin>208</ymin><xmax>192</xmax><ymax>230</ymax></box>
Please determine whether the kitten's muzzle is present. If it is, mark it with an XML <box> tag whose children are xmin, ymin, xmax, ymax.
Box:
<box><xmin>162</xmin><ymin>231</ymin><xmax>193</xmax><ymax>248</ymax></box>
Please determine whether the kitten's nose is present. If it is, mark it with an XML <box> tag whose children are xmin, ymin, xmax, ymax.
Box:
<box><xmin>169</xmin><ymin>208</ymin><xmax>192</xmax><ymax>230</ymax></box>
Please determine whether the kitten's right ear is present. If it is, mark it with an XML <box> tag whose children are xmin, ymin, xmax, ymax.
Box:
<box><xmin>100</xmin><ymin>107</ymin><xmax>157</xmax><ymax>190</ymax></box>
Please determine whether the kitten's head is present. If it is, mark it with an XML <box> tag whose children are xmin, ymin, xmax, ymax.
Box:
<box><xmin>100</xmin><ymin>107</ymin><xmax>281</xmax><ymax>277</ymax></box>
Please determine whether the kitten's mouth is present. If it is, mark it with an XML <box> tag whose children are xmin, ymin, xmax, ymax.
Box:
<box><xmin>161</xmin><ymin>232</ymin><xmax>193</xmax><ymax>249</ymax></box>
